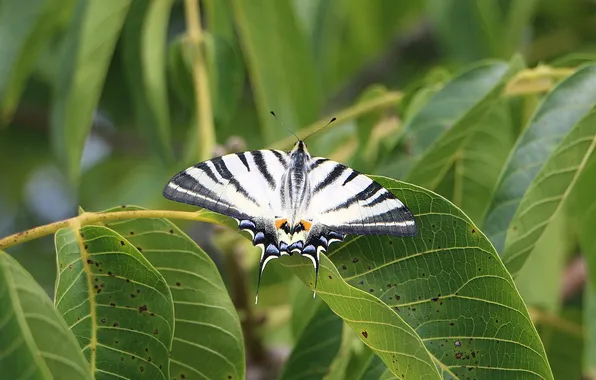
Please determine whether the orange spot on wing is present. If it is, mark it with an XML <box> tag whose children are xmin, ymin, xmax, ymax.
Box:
<box><xmin>275</xmin><ymin>218</ymin><xmax>288</xmax><ymax>229</ymax></box>
<box><xmin>301</xmin><ymin>220</ymin><xmax>312</xmax><ymax>231</ymax></box>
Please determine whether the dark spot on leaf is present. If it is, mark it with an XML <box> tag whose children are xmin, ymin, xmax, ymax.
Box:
<box><xmin>431</xmin><ymin>297</ymin><xmax>439</xmax><ymax>302</ymax></box>
<box><xmin>130</xmin><ymin>231</ymin><xmax>135</xmax><ymax>235</ymax></box>
<box><xmin>140</xmin><ymin>366</ymin><xmax>144</xmax><ymax>372</ymax></box>
<box><xmin>352</xmin><ymin>258</ymin><xmax>358</xmax><ymax>263</ymax></box>
<box><xmin>101</xmin><ymin>318</ymin><xmax>106</xmax><ymax>324</ymax></box>
<box><xmin>121</xmin><ymin>205</ymin><xmax>126</xmax><ymax>208</ymax></box>
<box><xmin>108</xmin><ymin>271</ymin><xmax>112</xmax><ymax>276</ymax></box>
<box><xmin>145</xmin><ymin>348</ymin><xmax>149</xmax><ymax>352</ymax></box>
<box><xmin>181</xmin><ymin>375</ymin><xmax>186</xmax><ymax>379</ymax></box>
<box><xmin>131</xmin><ymin>356</ymin><xmax>135</xmax><ymax>360</ymax></box>
<box><xmin>77</xmin><ymin>317</ymin><xmax>80</xmax><ymax>321</ymax></box>
<box><xmin>131</xmin><ymin>294</ymin><xmax>135</xmax><ymax>298</ymax></box>
<box><xmin>341</xmin><ymin>265</ymin><xmax>347</xmax><ymax>270</ymax></box>
<box><xmin>114</xmin><ymin>340</ymin><xmax>118</xmax><ymax>344</ymax></box>
<box><xmin>84</xmin><ymin>244</ymin><xmax>88</xmax><ymax>250</ymax></box>
<box><xmin>69</xmin><ymin>265</ymin><xmax>72</xmax><ymax>270</ymax></box>
<box><xmin>361</xmin><ymin>331</ymin><xmax>368</xmax><ymax>338</ymax></box>
<box><xmin>412</xmin><ymin>308</ymin><xmax>416</xmax><ymax>311</ymax></box>
<box><xmin>228</xmin><ymin>376</ymin><xmax>232</xmax><ymax>379</ymax></box>
<box><xmin>169</xmin><ymin>229</ymin><xmax>174</xmax><ymax>234</ymax></box>
<box><xmin>387</xmin><ymin>284</ymin><xmax>392</xmax><ymax>288</ymax></box>
<box><xmin>148</xmin><ymin>357</ymin><xmax>152</xmax><ymax>362</ymax></box>
<box><xmin>126</xmin><ymin>279</ymin><xmax>130</xmax><ymax>283</ymax></box>
<box><xmin>97</xmin><ymin>289</ymin><xmax>101</xmax><ymax>294</ymax></box>
<box><xmin>421</xmin><ymin>273</ymin><xmax>425</xmax><ymax>277</ymax></box>
<box><xmin>471</xmin><ymin>352</ymin><xmax>476</xmax><ymax>358</ymax></box>
<box><xmin>366</xmin><ymin>266</ymin><xmax>371</xmax><ymax>270</ymax></box>
<box><xmin>369</xmin><ymin>289</ymin><xmax>374</xmax><ymax>292</ymax></box>
<box><xmin>136</xmin><ymin>289</ymin><xmax>140</xmax><ymax>293</ymax></box>
<box><xmin>471</xmin><ymin>229</ymin><xmax>475</xmax><ymax>233</ymax></box>
<box><xmin>87</xmin><ymin>259</ymin><xmax>93</xmax><ymax>264</ymax></box>
<box><xmin>388</xmin><ymin>240</ymin><xmax>392</xmax><ymax>245</ymax></box>
<box><xmin>94</xmin><ymin>278</ymin><xmax>99</xmax><ymax>282</ymax></box>
<box><xmin>359</xmin><ymin>281</ymin><xmax>364</xmax><ymax>285</ymax></box>
<box><xmin>328</xmin><ymin>275</ymin><xmax>332</xmax><ymax>279</ymax></box>
<box><xmin>154</xmin><ymin>329</ymin><xmax>158</xmax><ymax>334</ymax></box>
<box><xmin>110</xmin><ymin>303</ymin><xmax>115</xmax><ymax>307</ymax></box>
<box><xmin>455</xmin><ymin>353</ymin><xmax>463</xmax><ymax>360</ymax></box>
<box><xmin>450</xmin><ymin>322</ymin><xmax>454</xmax><ymax>326</ymax></box>
<box><xmin>95</xmin><ymin>262</ymin><xmax>99</xmax><ymax>267</ymax></box>
<box><xmin>101</xmin><ymin>283</ymin><xmax>105</xmax><ymax>288</ymax></box>
<box><xmin>137</xmin><ymin>247</ymin><xmax>143</xmax><ymax>252</ymax></box>
<box><xmin>150</xmin><ymin>313</ymin><xmax>155</xmax><ymax>317</ymax></box>
<box><xmin>120</xmin><ymin>357</ymin><xmax>124</xmax><ymax>361</ymax></box>
<box><xmin>120</xmin><ymin>241</ymin><xmax>125</xmax><ymax>246</ymax></box>
<box><xmin>396</xmin><ymin>295</ymin><xmax>401</xmax><ymax>300</ymax></box>
<box><xmin>98</xmin><ymin>269</ymin><xmax>103</xmax><ymax>272</ymax></box>
<box><xmin>455</xmin><ymin>340</ymin><xmax>461</xmax><ymax>347</ymax></box>
<box><xmin>80</xmin><ymin>233</ymin><xmax>85</xmax><ymax>238</ymax></box>
<box><xmin>139</xmin><ymin>305</ymin><xmax>147</xmax><ymax>313</ymax></box>
<box><xmin>176</xmin><ymin>282</ymin><xmax>181</xmax><ymax>286</ymax></box>
<box><xmin>113</xmin><ymin>322</ymin><xmax>119</xmax><ymax>327</ymax></box>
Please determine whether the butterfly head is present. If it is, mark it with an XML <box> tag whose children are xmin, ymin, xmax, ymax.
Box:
<box><xmin>290</xmin><ymin>140</ymin><xmax>309</xmax><ymax>154</ymax></box>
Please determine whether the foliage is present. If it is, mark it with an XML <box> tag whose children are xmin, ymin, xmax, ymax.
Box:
<box><xmin>2</xmin><ymin>0</ymin><xmax>596</xmax><ymax>379</ymax></box>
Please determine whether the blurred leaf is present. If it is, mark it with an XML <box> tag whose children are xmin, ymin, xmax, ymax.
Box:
<box><xmin>282</xmin><ymin>177</ymin><xmax>553</xmax><ymax>379</ymax></box>
<box><xmin>232</xmin><ymin>0</ymin><xmax>321</xmax><ymax>142</ymax></box>
<box><xmin>438</xmin><ymin>102</ymin><xmax>515</xmax><ymax>225</ymax></box>
<box><xmin>536</xmin><ymin>308</ymin><xmax>583</xmax><ymax>380</ymax></box>
<box><xmin>0</xmin><ymin>0</ymin><xmax>74</xmax><ymax>124</ymax></box>
<box><xmin>405</xmin><ymin>57</ymin><xmax>523</xmax><ymax>190</ymax></box>
<box><xmin>54</xmin><ymin>225</ymin><xmax>174</xmax><ymax>379</ymax></box>
<box><xmin>381</xmin><ymin>60</ymin><xmax>515</xmax><ymax>179</ymax></box>
<box><xmin>101</xmin><ymin>205</ymin><xmax>246</xmax><ymax>380</ymax></box>
<box><xmin>502</xmin><ymin>111</ymin><xmax>596</xmax><ymax>275</ymax></box>
<box><xmin>51</xmin><ymin>0</ymin><xmax>131</xmax><ymax>184</ymax></box>
<box><xmin>484</xmin><ymin>64</ymin><xmax>596</xmax><ymax>254</ymax></box>
<box><xmin>0</xmin><ymin>252</ymin><xmax>91</xmax><ymax>379</ymax></box>
<box><xmin>123</xmin><ymin>0</ymin><xmax>173</xmax><ymax>165</ymax></box>
<box><xmin>514</xmin><ymin>210</ymin><xmax>568</xmax><ymax>314</ymax></box>
<box><xmin>359</xmin><ymin>354</ymin><xmax>389</xmax><ymax>380</ymax></box>
<box><xmin>585</xmin><ymin>283</ymin><xmax>596</xmax><ymax>378</ymax></box>
<box><xmin>279</xmin><ymin>303</ymin><xmax>342</xmax><ymax>380</ymax></box>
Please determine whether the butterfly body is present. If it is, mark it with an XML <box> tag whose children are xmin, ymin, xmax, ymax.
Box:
<box><xmin>163</xmin><ymin>140</ymin><xmax>417</xmax><ymax>302</ymax></box>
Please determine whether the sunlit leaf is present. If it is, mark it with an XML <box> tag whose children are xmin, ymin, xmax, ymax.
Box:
<box><xmin>123</xmin><ymin>0</ymin><xmax>173</xmax><ymax>165</ymax></box>
<box><xmin>54</xmin><ymin>225</ymin><xmax>174</xmax><ymax>379</ymax></box>
<box><xmin>484</xmin><ymin>64</ymin><xmax>596</xmax><ymax>254</ymax></box>
<box><xmin>100</xmin><ymin>205</ymin><xmax>246</xmax><ymax>380</ymax></box>
<box><xmin>0</xmin><ymin>252</ymin><xmax>91</xmax><ymax>379</ymax></box>
<box><xmin>405</xmin><ymin>56</ymin><xmax>524</xmax><ymax>190</ymax></box>
<box><xmin>51</xmin><ymin>0</ymin><xmax>131</xmax><ymax>183</ymax></box>
<box><xmin>279</xmin><ymin>303</ymin><xmax>342</xmax><ymax>380</ymax></box>
<box><xmin>502</xmin><ymin>111</ymin><xmax>596</xmax><ymax>275</ymax></box>
<box><xmin>283</xmin><ymin>176</ymin><xmax>553</xmax><ymax>379</ymax></box>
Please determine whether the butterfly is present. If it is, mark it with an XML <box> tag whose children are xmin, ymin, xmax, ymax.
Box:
<box><xmin>163</xmin><ymin>140</ymin><xmax>417</xmax><ymax>303</ymax></box>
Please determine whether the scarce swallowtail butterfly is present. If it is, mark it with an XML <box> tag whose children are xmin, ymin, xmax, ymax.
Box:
<box><xmin>163</xmin><ymin>140</ymin><xmax>417</xmax><ymax>303</ymax></box>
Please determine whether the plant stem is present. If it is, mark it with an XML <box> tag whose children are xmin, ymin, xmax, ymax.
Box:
<box><xmin>269</xmin><ymin>91</ymin><xmax>405</xmax><ymax>150</ymax></box>
<box><xmin>0</xmin><ymin>210</ymin><xmax>220</xmax><ymax>251</ymax></box>
<box><xmin>184</xmin><ymin>0</ymin><xmax>215</xmax><ymax>161</ymax></box>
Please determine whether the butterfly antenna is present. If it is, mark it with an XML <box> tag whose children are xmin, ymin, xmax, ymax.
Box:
<box><xmin>270</xmin><ymin>111</ymin><xmax>299</xmax><ymax>142</ymax></box>
<box><xmin>303</xmin><ymin>117</ymin><xmax>336</xmax><ymax>142</ymax></box>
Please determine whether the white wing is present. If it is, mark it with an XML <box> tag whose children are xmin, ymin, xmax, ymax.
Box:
<box><xmin>306</xmin><ymin>157</ymin><xmax>417</xmax><ymax>236</ymax></box>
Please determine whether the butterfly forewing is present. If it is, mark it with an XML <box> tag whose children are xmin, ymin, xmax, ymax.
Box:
<box><xmin>306</xmin><ymin>158</ymin><xmax>417</xmax><ymax>237</ymax></box>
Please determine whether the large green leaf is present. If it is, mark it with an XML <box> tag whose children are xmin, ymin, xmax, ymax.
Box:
<box><xmin>232</xmin><ymin>0</ymin><xmax>321</xmax><ymax>142</ymax></box>
<box><xmin>51</xmin><ymin>0</ymin><xmax>131</xmax><ymax>183</ymax></box>
<box><xmin>279</xmin><ymin>303</ymin><xmax>342</xmax><ymax>380</ymax></box>
<box><xmin>282</xmin><ymin>177</ymin><xmax>553</xmax><ymax>379</ymax></box>
<box><xmin>54</xmin><ymin>225</ymin><xmax>174</xmax><ymax>379</ymax></box>
<box><xmin>0</xmin><ymin>252</ymin><xmax>91</xmax><ymax>379</ymax></box>
<box><xmin>0</xmin><ymin>0</ymin><xmax>74</xmax><ymax>123</ymax></box>
<box><xmin>585</xmin><ymin>283</ymin><xmax>596</xmax><ymax>378</ymax></box>
<box><xmin>483</xmin><ymin>64</ymin><xmax>596</xmax><ymax>254</ymax></box>
<box><xmin>404</xmin><ymin>57</ymin><xmax>523</xmax><ymax>190</ymax></box>
<box><xmin>123</xmin><ymin>0</ymin><xmax>173</xmax><ymax>165</ymax></box>
<box><xmin>99</xmin><ymin>205</ymin><xmax>245</xmax><ymax>380</ymax></box>
<box><xmin>502</xmin><ymin>110</ymin><xmax>596</xmax><ymax>275</ymax></box>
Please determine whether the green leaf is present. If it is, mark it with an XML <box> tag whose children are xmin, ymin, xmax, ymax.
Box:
<box><xmin>436</xmin><ymin>101</ymin><xmax>516</xmax><ymax>225</ymax></box>
<box><xmin>51</xmin><ymin>0</ymin><xmax>131</xmax><ymax>184</ymax></box>
<box><xmin>0</xmin><ymin>0</ymin><xmax>74</xmax><ymax>124</ymax></box>
<box><xmin>484</xmin><ymin>64</ymin><xmax>596</xmax><ymax>254</ymax></box>
<box><xmin>585</xmin><ymin>283</ymin><xmax>596</xmax><ymax>378</ymax></box>
<box><xmin>381</xmin><ymin>60</ymin><xmax>516</xmax><ymax>179</ymax></box>
<box><xmin>54</xmin><ymin>225</ymin><xmax>174</xmax><ymax>379</ymax></box>
<box><xmin>283</xmin><ymin>176</ymin><xmax>553</xmax><ymax>379</ymax></box>
<box><xmin>0</xmin><ymin>252</ymin><xmax>91</xmax><ymax>379</ymax></box>
<box><xmin>405</xmin><ymin>57</ymin><xmax>524</xmax><ymax>190</ymax></box>
<box><xmin>501</xmin><ymin>110</ymin><xmax>596</xmax><ymax>275</ymax></box>
<box><xmin>100</xmin><ymin>205</ymin><xmax>246</xmax><ymax>380</ymax></box>
<box><xmin>232</xmin><ymin>0</ymin><xmax>321</xmax><ymax>142</ymax></box>
<box><xmin>279</xmin><ymin>303</ymin><xmax>342</xmax><ymax>380</ymax></box>
<box><xmin>123</xmin><ymin>0</ymin><xmax>173</xmax><ymax>165</ymax></box>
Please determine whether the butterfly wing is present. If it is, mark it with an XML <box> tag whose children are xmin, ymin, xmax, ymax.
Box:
<box><xmin>306</xmin><ymin>157</ymin><xmax>417</xmax><ymax>237</ymax></box>
<box><xmin>163</xmin><ymin>149</ymin><xmax>291</xmax><ymax>302</ymax></box>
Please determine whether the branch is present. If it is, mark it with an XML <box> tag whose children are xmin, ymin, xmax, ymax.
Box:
<box><xmin>0</xmin><ymin>209</ymin><xmax>220</xmax><ymax>250</ymax></box>
<box><xmin>184</xmin><ymin>0</ymin><xmax>215</xmax><ymax>161</ymax></box>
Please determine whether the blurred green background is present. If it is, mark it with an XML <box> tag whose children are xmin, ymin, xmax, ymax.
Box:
<box><xmin>1</xmin><ymin>0</ymin><xmax>596</xmax><ymax>378</ymax></box>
